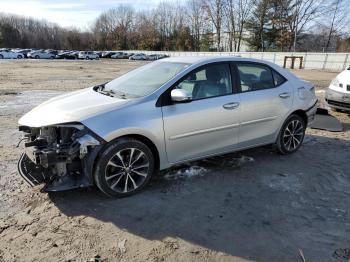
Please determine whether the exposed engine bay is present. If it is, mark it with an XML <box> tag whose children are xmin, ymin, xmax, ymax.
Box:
<box><xmin>18</xmin><ymin>123</ymin><xmax>103</xmax><ymax>191</ymax></box>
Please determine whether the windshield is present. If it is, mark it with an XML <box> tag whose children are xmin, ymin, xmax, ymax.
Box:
<box><xmin>104</xmin><ymin>62</ymin><xmax>189</xmax><ymax>97</ymax></box>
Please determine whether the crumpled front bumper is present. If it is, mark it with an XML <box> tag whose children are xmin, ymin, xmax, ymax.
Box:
<box><xmin>325</xmin><ymin>88</ymin><xmax>350</xmax><ymax>111</ymax></box>
<box><xmin>18</xmin><ymin>153</ymin><xmax>51</xmax><ymax>187</ymax></box>
<box><xmin>17</xmin><ymin>126</ymin><xmax>104</xmax><ymax>192</ymax></box>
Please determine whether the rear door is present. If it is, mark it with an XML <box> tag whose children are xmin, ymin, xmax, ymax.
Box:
<box><xmin>161</xmin><ymin>62</ymin><xmax>241</xmax><ymax>163</ymax></box>
<box><xmin>235</xmin><ymin>62</ymin><xmax>293</xmax><ymax>147</ymax></box>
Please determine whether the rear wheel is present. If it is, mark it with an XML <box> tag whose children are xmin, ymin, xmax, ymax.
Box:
<box><xmin>35</xmin><ymin>55</ymin><xmax>39</xmax><ymax>59</ymax></box>
<box><xmin>0</xmin><ymin>54</ymin><xmax>3</xmax><ymax>59</ymax></box>
<box><xmin>276</xmin><ymin>114</ymin><xmax>306</xmax><ymax>154</ymax></box>
<box><xmin>94</xmin><ymin>138</ymin><xmax>155</xmax><ymax>197</ymax></box>
<box><xmin>17</xmin><ymin>55</ymin><xmax>22</xmax><ymax>59</ymax></box>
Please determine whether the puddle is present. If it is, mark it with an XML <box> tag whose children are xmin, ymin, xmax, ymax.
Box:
<box><xmin>229</xmin><ymin>155</ymin><xmax>254</xmax><ymax>167</ymax></box>
<box><xmin>0</xmin><ymin>90</ymin><xmax>65</xmax><ymax>115</ymax></box>
<box><xmin>163</xmin><ymin>166</ymin><xmax>209</xmax><ymax>180</ymax></box>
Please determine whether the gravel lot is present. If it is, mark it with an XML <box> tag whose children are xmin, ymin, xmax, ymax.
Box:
<box><xmin>0</xmin><ymin>60</ymin><xmax>349</xmax><ymax>262</ymax></box>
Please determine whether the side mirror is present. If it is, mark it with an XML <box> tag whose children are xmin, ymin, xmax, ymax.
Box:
<box><xmin>171</xmin><ymin>89</ymin><xmax>192</xmax><ymax>103</ymax></box>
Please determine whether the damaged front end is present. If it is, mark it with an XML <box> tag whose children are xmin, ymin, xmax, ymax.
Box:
<box><xmin>17</xmin><ymin>123</ymin><xmax>104</xmax><ymax>192</ymax></box>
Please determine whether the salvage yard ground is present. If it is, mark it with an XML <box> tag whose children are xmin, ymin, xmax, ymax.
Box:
<box><xmin>0</xmin><ymin>60</ymin><xmax>349</xmax><ymax>262</ymax></box>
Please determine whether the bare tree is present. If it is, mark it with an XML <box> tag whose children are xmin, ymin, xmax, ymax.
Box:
<box><xmin>205</xmin><ymin>0</ymin><xmax>224</xmax><ymax>50</ymax></box>
<box><xmin>187</xmin><ymin>0</ymin><xmax>207</xmax><ymax>51</ymax></box>
<box><xmin>236</xmin><ymin>0</ymin><xmax>252</xmax><ymax>51</ymax></box>
<box><xmin>288</xmin><ymin>0</ymin><xmax>327</xmax><ymax>51</ymax></box>
<box><xmin>323</xmin><ymin>0</ymin><xmax>348</xmax><ymax>51</ymax></box>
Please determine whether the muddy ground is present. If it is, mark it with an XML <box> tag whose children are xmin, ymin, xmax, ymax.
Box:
<box><xmin>0</xmin><ymin>60</ymin><xmax>349</xmax><ymax>262</ymax></box>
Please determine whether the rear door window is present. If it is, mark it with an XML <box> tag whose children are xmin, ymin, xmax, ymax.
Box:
<box><xmin>272</xmin><ymin>70</ymin><xmax>287</xmax><ymax>86</ymax></box>
<box><xmin>237</xmin><ymin>63</ymin><xmax>275</xmax><ymax>92</ymax></box>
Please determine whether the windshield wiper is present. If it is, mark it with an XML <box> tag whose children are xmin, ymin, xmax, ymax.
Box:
<box><xmin>94</xmin><ymin>84</ymin><xmax>128</xmax><ymax>99</ymax></box>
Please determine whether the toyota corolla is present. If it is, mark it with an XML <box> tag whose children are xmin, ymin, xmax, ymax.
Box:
<box><xmin>18</xmin><ymin>57</ymin><xmax>317</xmax><ymax>197</ymax></box>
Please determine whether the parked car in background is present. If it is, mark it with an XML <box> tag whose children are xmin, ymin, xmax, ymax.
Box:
<box><xmin>102</xmin><ymin>51</ymin><xmax>118</xmax><ymax>58</ymax></box>
<box><xmin>0</xmin><ymin>49</ymin><xmax>24</xmax><ymax>59</ymax></box>
<box><xmin>325</xmin><ymin>66</ymin><xmax>350</xmax><ymax>112</ymax></box>
<box><xmin>111</xmin><ymin>52</ymin><xmax>130</xmax><ymax>59</ymax></box>
<box><xmin>45</xmin><ymin>49</ymin><xmax>59</xmax><ymax>56</ymax></box>
<box><xmin>94</xmin><ymin>51</ymin><xmax>103</xmax><ymax>58</ymax></box>
<box><xmin>146</xmin><ymin>54</ymin><xmax>169</xmax><ymax>61</ymax></box>
<box><xmin>78</xmin><ymin>51</ymin><xmax>100</xmax><ymax>60</ymax></box>
<box><xmin>56</xmin><ymin>51</ymin><xmax>78</xmax><ymax>60</ymax></box>
<box><xmin>18</xmin><ymin>56</ymin><xmax>317</xmax><ymax>197</ymax></box>
<box><xmin>27</xmin><ymin>50</ymin><xmax>56</xmax><ymax>59</ymax></box>
<box><xmin>158</xmin><ymin>54</ymin><xmax>169</xmax><ymax>59</ymax></box>
<box><xmin>129</xmin><ymin>53</ymin><xmax>147</xmax><ymax>60</ymax></box>
<box><xmin>146</xmin><ymin>54</ymin><xmax>160</xmax><ymax>61</ymax></box>
<box><xmin>14</xmin><ymin>49</ymin><xmax>31</xmax><ymax>58</ymax></box>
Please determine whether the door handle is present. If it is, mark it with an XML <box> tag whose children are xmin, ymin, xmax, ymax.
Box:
<box><xmin>223</xmin><ymin>102</ymin><xmax>240</xmax><ymax>110</ymax></box>
<box><xmin>279</xmin><ymin>92</ymin><xmax>291</xmax><ymax>98</ymax></box>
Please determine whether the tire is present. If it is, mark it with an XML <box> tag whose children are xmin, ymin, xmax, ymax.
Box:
<box><xmin>276</xmin><ymin>114</ymin><xmax>306</xmax><ymax>154</ymax></box>
<box><xmin>0</xmin><ymin>55</ymin><xmax>3</xmax><ymax>59</ymax></box>
<box><xmin>35</xmin><ymin>55</ymin><xmax>39</xmax><ymax>59</ymax></box>
<box><xmin>94</xmin><ymin>138</ymin><xmax>155</xmax><ymax>197</ymax></box>
<box><xmin>86</xmin><ymin>57</ymin><xmax>90</xmax><ymax>60</ymax></box>
<box><xmin>17</xmin><ymin>55</ymin><xmax>22</xmax><ymax>59</ymax></box>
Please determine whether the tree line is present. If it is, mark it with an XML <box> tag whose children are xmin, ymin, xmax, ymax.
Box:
<box><xmin>0</xmin><ymin>0</ymin><xmax>349</xmax><ymax>52</ymax></box>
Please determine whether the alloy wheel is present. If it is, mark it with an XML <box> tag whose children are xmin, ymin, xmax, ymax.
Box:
<box><xmin>282</xmin><ymin>119</ymin><xmax>304</xmax><ymax>151</ymax></box>
<box><xmin>104</xmin><ymin>148</ymin><xmax>150</xmax><ymax>193</ymax></box>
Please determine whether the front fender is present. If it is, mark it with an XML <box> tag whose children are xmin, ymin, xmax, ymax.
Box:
<box><xmin>82</xmin><ymin>99</ymin><xmax>170</xmax><ymax>170</ymax></box>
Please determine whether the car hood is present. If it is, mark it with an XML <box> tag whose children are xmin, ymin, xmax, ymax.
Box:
<box><xmin>337</xmin><ymin>69</ymin><xmax>350</xmax><ymax>82</ymax></box>
<box><xmin>18</xmin><ymin>87</ymin><xmax>130</xmax><ymax>127</ymax></box>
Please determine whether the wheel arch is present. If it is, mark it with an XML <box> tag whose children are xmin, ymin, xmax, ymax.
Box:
<box><xmin>91</xmin><ymin>134</ymin><xmax>161</xmax><ymax>181</ymax></box>
<box><xmin>274</xmin><ymin>109</ymin><xmax>308</xmax><ymax>143</ymax></box>
<box><xmin>117</xmin><ymin>134</ymin><xmax>160</xmax><ymax>172</ymax></box>
<box><xmin>290</xmin><ymin>109</ymin><xmax>308</xmax><ymax>126</ymax></box>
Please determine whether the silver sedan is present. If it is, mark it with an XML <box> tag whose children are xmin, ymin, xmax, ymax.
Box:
<box><xmin>18</xmin><ymin>56</ymin><xmax>317</xmax><ymax>197</ymax></box>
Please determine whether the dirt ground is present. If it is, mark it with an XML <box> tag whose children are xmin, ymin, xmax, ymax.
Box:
<box><xmin>0</xmin><ymin>60</ymin><xmax>349</xmax><ymax>262</ymax></box>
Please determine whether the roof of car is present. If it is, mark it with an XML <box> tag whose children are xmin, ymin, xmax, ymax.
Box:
<box><xmin>162</xmin><ymin>56</ymin><xmax>266</xmax><ymax>64</ymax></box>
<box><xmin>160</xmin><ymin>55</ymin><xmax>298</xmax><ymax>81</ymax></box>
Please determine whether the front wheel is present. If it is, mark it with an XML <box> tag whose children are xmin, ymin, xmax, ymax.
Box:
<box><xmin>94</xmin><ymin>138</ymin><xmax>155</xmax><ymax>197</ymax></box>
<box><xmin>276</xmin><ymin>114</ymin><xmax>306</xmax><ymax>154</ymax></box>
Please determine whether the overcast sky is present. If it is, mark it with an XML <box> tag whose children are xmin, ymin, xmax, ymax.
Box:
<box><xmin>0</xmin><ymin>0</ymin><xmax>164</xmax><ymax>29</ymax></box>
